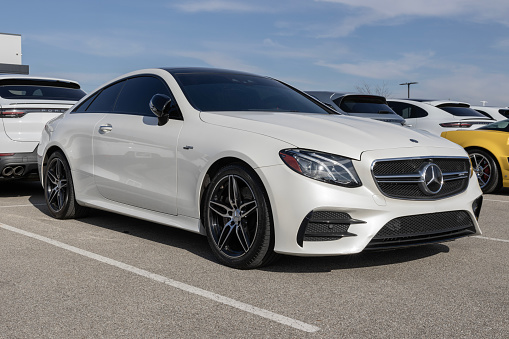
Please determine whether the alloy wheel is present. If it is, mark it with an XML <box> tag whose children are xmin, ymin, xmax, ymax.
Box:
<box><xmin>470</xmin><ymin>152</ymin><xmax>491</xmax><ymax>189</ymax></box>
<box><xmin>46</xmin><ymin>157</ymin><xmax>69</xmax><ymax>213</ymax></box>
<box><xmin>208</xmin><ymin>174</ymin><xmax>259</xmax><ymax>258</ymax></box>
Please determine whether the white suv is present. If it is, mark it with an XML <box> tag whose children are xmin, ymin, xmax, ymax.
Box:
<box><xmin>0</xmin><ymin>75</ymin><xmax>85</xmax><ymax>180</ymax></box>
<box><xmin>387</xmin><ymin>99</ymin><xmax>494</xmax><ymax>135</ymax></box>
<box><xmin>470</xmin><ymin>105</ymin><xmax>509</xmax><ymax>121</ymax></box>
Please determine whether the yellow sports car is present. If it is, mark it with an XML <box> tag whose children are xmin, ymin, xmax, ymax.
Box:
<box><xmin>441</xmin><ymin>119</ymin><xmax>509</xmax><ymax>193</ymax></box>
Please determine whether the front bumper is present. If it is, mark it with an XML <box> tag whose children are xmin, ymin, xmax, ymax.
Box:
<box><xmin>256</xmin><ymin>147</ymin><xmax>483</xmax><ymax>256</ymax></box>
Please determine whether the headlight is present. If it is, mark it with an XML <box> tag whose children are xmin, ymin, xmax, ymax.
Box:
<box><xmin>279</xmin><ymin>149</ymin><xmax>362</xmax><ymax>187</ymax></box>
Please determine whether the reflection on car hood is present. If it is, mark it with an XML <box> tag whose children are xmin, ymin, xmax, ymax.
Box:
<box><xmin>200</xmin><ymin>111</ymin><xmax>460</xmax><ymax>159</ymax></box>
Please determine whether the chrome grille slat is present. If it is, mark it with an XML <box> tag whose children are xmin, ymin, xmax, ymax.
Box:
<box><xmin>372</xmin><ymin>156</ymin><xmax>470</xmax><ymax>200</ymax></box>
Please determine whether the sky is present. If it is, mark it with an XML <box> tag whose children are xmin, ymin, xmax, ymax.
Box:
<box><xmin>2</xmin><ymin>0</ymin><xmax>509</xmax><ymax>106</ymax></box>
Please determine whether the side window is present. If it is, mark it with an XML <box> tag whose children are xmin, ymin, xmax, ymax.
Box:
<box><xmin>72</xmin><ymin>92</ymin><xmax>99</xmax><ymax>113</ymax></box>
<box><xmin>389</xmin><ymin>102</ymin><xmax>427</xmax><ymax>119</ymax></box>
<box><xmin>114</xmin><ymin>76</ymin><xmax>171</xmax><ymax>116</ymax></box>
<box><xmin>86</xmin><ymin>81</ymin><xmax>126</xmax><ymax>113</ymax></box>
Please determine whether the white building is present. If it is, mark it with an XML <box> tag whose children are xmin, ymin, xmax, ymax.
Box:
<box><xmin>0</xmin><ymin>33</ymin><xmax>29</xmax><ymax>74</ymax></box>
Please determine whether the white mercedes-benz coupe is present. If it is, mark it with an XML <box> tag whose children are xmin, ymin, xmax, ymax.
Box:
<box><xmin>38</xmin><ymin>68</ymin><xmax>483</xmax><ymax>269</ymax></box>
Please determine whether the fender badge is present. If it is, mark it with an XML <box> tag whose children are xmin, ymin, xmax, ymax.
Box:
<box><xmin>410</xmin><ymin>139</ymin><xmax>419</xmax><ymax>143</ymax></box>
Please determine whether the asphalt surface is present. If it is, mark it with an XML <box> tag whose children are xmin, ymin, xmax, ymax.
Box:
<box><xmin>1</xmin><ymin>179</ymin><xmax>508</xmax><ymax>338</ymax></box>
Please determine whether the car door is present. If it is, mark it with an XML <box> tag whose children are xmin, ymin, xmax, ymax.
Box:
<box><xmin>92</xmin><ymin>76</ymin><xmax>183</xmax><ymax>215</ymax></box>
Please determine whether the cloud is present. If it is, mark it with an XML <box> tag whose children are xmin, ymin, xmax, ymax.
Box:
<box><xmin>417</xmin><ymin>67</ymin><xmax>509</xmax><ymax>107</ymax></box>
<box><xmin>313</xmin><ymin>0</ymin><xmax>509</xmax><ymax>36</ymax></box>
<box><xmin>30</xmin><ymin>71</ymin><xmax>122</xmax><ymax>93</ymax></box>
<box><xmin>28</xmin><ymin>33</ymin><xmax>145</xmax><ymax>57</ymax></box>
<box><xmin>492</xmin><ymin>38</ymin><xmax>509</xmax><ymax>50</ymax></box>
<box><xmin>169</xmin><ymin>50</ymin><xmax>265</xmax><ymax>74</ymax></box>
<box><xmin>171</xmin><ymin>0</ymin><xmax>271</xmax><ymax>13</ymax></box>
<box><xmin>316</xmin><ymin>52</ymin><xmax>434</xmax><ymax>79</ymax></box>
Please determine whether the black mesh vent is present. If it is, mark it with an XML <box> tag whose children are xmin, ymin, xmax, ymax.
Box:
<box><xmin>304</xmin><ymin>223</ymin><xmax>350</xmax><ymax>242</ymax></box>
<box><xmin>372</xmin><ymin>157</ymin><xmax>470</xmax><ymax>200</ymax></box>
<box><xmin>310</xmin><ymin>211</ymin><xmax>350</xmax><ymax>220</ymax></box>
<box><xmin>378</xmin><ymin>179</ymin><xmax>465</xmax><ymax>200</ymax></box>
<box><xmin>367</xmin><ymin>210</ymin><xmax>476</xmax><ymax>249</ymax></box>
<box><xmin>299</xmin><ymin>211</ymin><xmax>357</xmax><ymax>244</ymax></box>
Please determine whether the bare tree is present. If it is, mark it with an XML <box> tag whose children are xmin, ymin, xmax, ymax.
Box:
<box><xmin>354</xmin><ymin>81</ymin><xmax>392</xmax><ymax>98</ymax></box>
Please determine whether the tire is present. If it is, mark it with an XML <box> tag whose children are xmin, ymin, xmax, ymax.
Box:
<box><xmin>44</xmin><ymin>151</ymin><xmax>88</xmax><ymax>219</ymax></box>
<box><xmin>203</xmin><ymin>165</ymin><xmax>279</xmax><ymax>269</ymax></box>
<box><xmin>468</xmin><ymin>148</ymin><xmax>501</xmax><ymax>194</ymax></box>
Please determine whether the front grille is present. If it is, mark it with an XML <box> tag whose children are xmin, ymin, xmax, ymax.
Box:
<box><xmin>366</xmin><ymin>210</ymin><xmax>476</xmax><ymax>250</ymax></box>
<box><xmin>372</xmin><ymin>157</ymin><xmax>470</xmax><ymax>200</ymax></box>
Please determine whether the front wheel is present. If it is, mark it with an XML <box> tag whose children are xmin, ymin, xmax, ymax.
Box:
<box><xmin>203</xmin><ymin>165</ymin><xmax>278</xmax><ymax>269</ymax></box>
<box><xmin>44</xmin><ymin>151</ymin><xmax>88</xmax><ymax>219</ymax></box>
<box><xmin>469</xmin><ymin>148</ymin><xmax>501</xmax><ymax>194</ymax></box>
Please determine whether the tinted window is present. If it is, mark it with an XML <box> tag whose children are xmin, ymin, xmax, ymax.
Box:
<box><xmin>0</xmin><ymin>85</ymin><xmax>85</xmax><ymax>100</ymax></box>
<box><xmin>86</xmin><ymin>81</ymin><xmax>125</xmax><ymax>113</ymax></box>
<box><xmin>473</xmin><ymin>109</ymin><xmax>493</xmax><ymax>119</ymax></box>
<box><xmin>477</xmin><ymin>119</ymin><xmax>509</xmax><ymax>132</ymax></box>
<box><xmin>439</xmin><ymin>106</ymin><xmax>486</xmax><ymax>117</ymax></box>
<box><xmin>388</xmin><ymin>101</ymin><xmax>428</xmax><ymax>118</ymax></box>
<box><xmin>499</xmin><ymin>109</ymin><xmax>509</xmax><ymax>118</ymax></box>
<box><xmin>72</xmin><ymin>92</ymin><xmax>99</xmax><ymax>113</ymax></box>
<box><xmin>334</xmin><ymin>95</ymin><xmax>395</xmax><ymax>114</ymax></box>
<box><xmin>173</xmin><ymin>73</ymin><xmax>331</xmax><ymax>114</ymax></box>
<box><xmin>114</xmin><ymin>76</ymin><xmax>171</xmax><ymax>116</ymax></box>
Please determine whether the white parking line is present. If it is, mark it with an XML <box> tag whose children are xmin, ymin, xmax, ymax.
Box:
<box><xmin>0</xmin><ymin>204</ymin><xmax>46</xmax><ymax>208</ymax></box>
<box><xmin>473</xmin><ymin>235</ymin><xmax>509</xmax><ymax>243</ymax></box>
<box><xmin>484</xmin><ymin>198</ymin><xmax>509</xmax><ymax>203</ymax></box>
<box><xmin>0</xmin><ymin>222</ymin><xmax>320</xmax><ymax>333</ymax></box>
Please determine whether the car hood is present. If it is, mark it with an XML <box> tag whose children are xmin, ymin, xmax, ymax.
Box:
<box><xmin>200</xmin><ymin>111</ymin><xmax>459</xmax><ymax>159</ymax></box>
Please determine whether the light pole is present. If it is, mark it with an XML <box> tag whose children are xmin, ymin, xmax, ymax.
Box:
<box><xmin>399</xmin><ymin>82</ymin><xmax>418</xmax><ymax>98</ymax></box>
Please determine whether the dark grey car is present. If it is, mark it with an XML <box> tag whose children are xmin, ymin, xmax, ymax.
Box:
<box><xmin>306</xmin><ymin>91</ymin><xmax>406</xmax><ymax>126</ymax></box>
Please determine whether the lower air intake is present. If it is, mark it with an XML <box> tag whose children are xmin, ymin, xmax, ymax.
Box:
<box><xmin>366</xmin><ymin>210</ymin><xmax>476</xmax><ymax>250</ymax></box>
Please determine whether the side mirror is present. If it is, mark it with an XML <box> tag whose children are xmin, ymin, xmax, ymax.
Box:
<box><xmin>150</xmin><ymin>94</ymin><xmax>172</xmax><ymax>118</ymax></box>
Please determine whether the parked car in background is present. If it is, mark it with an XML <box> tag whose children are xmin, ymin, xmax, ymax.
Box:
<box><xmin>38</xmin><ymin>67</ymin><xmax>482</xmax><ymax>269</ymax></box>
<box><xmin>0</xmin><ymin>75</ymin><xmax>86</xmax><ymax>180</ymax></box>
<box><xmin>470</xmin><ymin>105</ymin><xmax>509</xmax><ymax>121</ymax></box>
<box><xmin>387</xmin><ymin>99</ymin><xmax>494</xmax><ymax>135</ymax></box>
<box><xmin>441</xmin><ymin>119</ymin><xmax>509</xmax><ymax>193</ymax></box>
<box><xmin>306</xmin><ymin>91</ymin><xmax>406</xmax><ymax>125</ymax></box>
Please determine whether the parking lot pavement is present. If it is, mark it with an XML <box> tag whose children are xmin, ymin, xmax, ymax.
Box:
<box><xmin>1</xmin><ymin>181</ymin><xmax>508</xmax><ymax>338</ymax></box>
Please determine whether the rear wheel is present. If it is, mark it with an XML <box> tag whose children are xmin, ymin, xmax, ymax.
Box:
<box><xmin>468</xmin><ymin>148</ymin><xmax>501</xmax><ymax>194</ymax></box>
<box><xmin>44</xmin><ymin>151</ymin><xmax>88</xmax><ymax>219</ymax></box>
<box><xmin>203</xmin><ymin>165</ymin><xmax>278</xmax><ymax>269</ymax></box>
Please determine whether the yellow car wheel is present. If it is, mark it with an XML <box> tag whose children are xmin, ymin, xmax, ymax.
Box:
<box><xmin>468</xmin><ymin>148</ymin><xmax>501</xmax><ymax>194</ymax></box>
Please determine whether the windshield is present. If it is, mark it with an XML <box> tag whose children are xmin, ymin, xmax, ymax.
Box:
<box><xmin>439</xmin><ymin>106</ymin><xmax>487</xmax><ymax>117</ymax></box>
<box><xmin>334</xmin><ymin>95</ymin><xmax>395</xmax><ymax>114</ymax></box>
<box><xmin>477</xmin><ymin>119</ymin><xmax>509</xmax><ymax>132</ymax></box>
<box><xmin>172</xmin><ymin>72</ymin><xmax>332</xmax><ymax>114</ymax></box>
<box><xmin>0</xmin><ymin>85</ymin><xmax>86</xmax><ymax>101</ymax></box>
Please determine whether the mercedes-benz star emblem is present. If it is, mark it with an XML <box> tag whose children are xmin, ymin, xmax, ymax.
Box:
<box><xmin>418</xmin><ymin>163</ymin><xmax>444</xmax><ymax>195</ymax></box>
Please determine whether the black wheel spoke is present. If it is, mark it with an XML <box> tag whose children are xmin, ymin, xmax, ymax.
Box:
<box><xmin>240</xmin><ymin>200</ymin><xmax>257</xmax><ymax>218</ymax></box>
<box><xmin>236</xmin><ymin>224</ymin><xmax>251</xmax><ymax>252</ymax></box>
<box><xmin>217</xmin><ymin>221</ymin><xmax>235</xmax><ymax>250</ymax></box>
<box><xmin>209</xmin><ymin>201</ymin><xmax>232</xmax><ymax>218</ymax></box>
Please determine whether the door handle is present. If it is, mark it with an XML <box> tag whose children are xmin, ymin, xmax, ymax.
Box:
<box><xmin>99</xmin><ymin>124</ymin><xmax>113</xmax><ymax>134</ymax></box>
